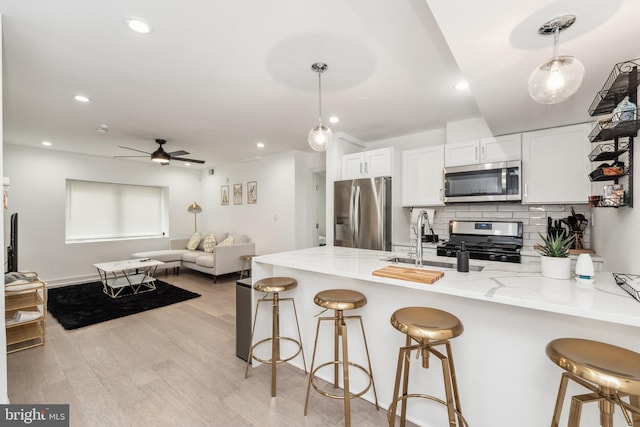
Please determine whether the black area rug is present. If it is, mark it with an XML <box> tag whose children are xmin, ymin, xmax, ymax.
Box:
<box><xmin>47</xmin><ymin>280</ymin><xmax>200</xmax><ymax>330</ymax></box>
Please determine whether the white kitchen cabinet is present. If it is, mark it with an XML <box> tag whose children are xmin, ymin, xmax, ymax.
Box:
<box><xmin>480</xmin><ymin>134</ymin><xmax>522</xmax><ymax>163</ymax></box>
<box><xmin>445</xmin><ymin>134</ymin><xmax>521</xmax><ymax>167</ymax></box>
<box><xmin>444</xmin><ymin>140</ymin><xmax>480</xmax><ymax>167</ymax></box>
<box><xmin>521</xmin><ymin>123</ymin><xmax>592</xmax><ymax>204</ymax></box>
<box><xmin>341</xmin><ymin>147</ymin><xmax>392</xmax><ymax>179</ymax></box>
<box><xmin>401</xmin><ymin>145</ymin><xmax>444</xmax><ymax>206</ymax></box>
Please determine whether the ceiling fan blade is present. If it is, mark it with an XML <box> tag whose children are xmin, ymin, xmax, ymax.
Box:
<box><xmin>114</xmin><ymin>155</ymin><xmax>149</xmax><ymax>158</ymax></box>
<box><xmin>167</xmin><ymin>150</ymin><xmax>189</xmax><ymax>157</ymax></box>
<box><xmin>171</xmin><ymin>157</ymin><xmax>205</xmax><ymax>164</ymax></box>
<box><xmin>118</xmin><ymin>146</ymin><xmax>151</xmax><ymax>155</ymax></box>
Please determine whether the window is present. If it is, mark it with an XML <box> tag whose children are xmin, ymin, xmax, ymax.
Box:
<box><xmin>66</xmin><ymin>180</ymin><xmax>167</xmax><ymax>242</ymax></box>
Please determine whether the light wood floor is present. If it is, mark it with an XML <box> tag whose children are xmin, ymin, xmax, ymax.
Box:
<box><xmin>7</xmin><ymin>271</ymin><xmax>415</xmax><ymax>426</ymax></box>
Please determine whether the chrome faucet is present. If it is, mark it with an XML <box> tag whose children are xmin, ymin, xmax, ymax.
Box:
<box><xmin>415</xmin><ymin>210</ymin><xmax>428</xmax><ymax>266</ymax></box>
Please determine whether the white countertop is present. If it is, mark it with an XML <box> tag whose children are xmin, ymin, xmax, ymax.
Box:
<box><xmin>254</xmin><ymin>245</ymin><xmax>639</xmax><ymax>327</ymax></box>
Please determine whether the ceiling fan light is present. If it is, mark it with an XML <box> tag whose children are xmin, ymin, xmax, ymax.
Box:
<box><xmin>151</xmin><ymin>148</ymin><xmax>170</xmax><ymax>164</ymax></box>
<box><xmin>308</xmin><ymin>124</ymin><xmax>332</xmax><ymax>152</ymax></box>
<box><xmin>528</xmin><ymin>56</ymin><xmax>585</xmax><ymax>104</ymax></box>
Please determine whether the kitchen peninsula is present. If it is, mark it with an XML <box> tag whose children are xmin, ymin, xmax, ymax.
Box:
<box><xmin>250</xmin><ymin>246</ymin><xmax>640</xmax><ymax>427</ymax></box>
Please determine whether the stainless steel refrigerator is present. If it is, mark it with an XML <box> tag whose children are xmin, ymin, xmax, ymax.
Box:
<box><xmin>334</xmin><ymin>176</ymin><xmax>391</xmax><ymax>251</ymax></box>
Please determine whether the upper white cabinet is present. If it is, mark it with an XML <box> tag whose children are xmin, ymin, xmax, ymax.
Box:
<box><xmin>521</xmin><ymin>123</ymin><xmax>591</xmax><ymax>204</ymax></box>
<box><xmin>444</xmin><ymin>134</ymin><xmax>522</xmax><ymax>167</ymax></box>
<box><xmin>401</xmin><ymin>145</ymin><xmax>445</xmax><ymax>206</ymax></box>
<box><xmin>341</xmin><ymin>147</ymin><xmax>392</xmax><ymax>179</ymax></box>
<box><xmin>480</xmin><ymin>134</ymin><xmax>522</xmax><ymax>163</ymax></box>
<box><xmin>444</xmin><ymin>140</ymin><xmax>480</xmax><ymax>167</ymax></box>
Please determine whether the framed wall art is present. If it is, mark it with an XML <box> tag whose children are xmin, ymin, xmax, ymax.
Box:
<box><xmin>233</xmin><ymin>183</ymin><xmax>243</xmax><ymax>205</ymax></box>
<box><xmin>247</xmin><ymin>181</ymin><xmax>257</xmax><ymax>204</ymax></box>
<box><xmin>221</xmin><ymin>185</ymin><xmax>229</xmax><ymax>206</ymax></box>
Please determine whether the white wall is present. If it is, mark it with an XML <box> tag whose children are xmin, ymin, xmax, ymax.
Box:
<box><xmin>199</xmin><ymin>150</ymin><xmax>324</xmax><ymax>255</ymax></box>
<box><xmin>3</xmin><ymin>144</ymin><xmax>201</xmax><ymax>285</ymax></box>
<box><xmin>591</xmin><ymin>144</ymin><xmax>640</xmax><ymax>273</ymax></box>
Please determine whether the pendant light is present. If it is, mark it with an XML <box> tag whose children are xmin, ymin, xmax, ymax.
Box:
<box><xmin>308</xmin><ymin>62</ymin><xmax>332</xmax><ymax>152</ymax></box>
<box><xmin>528</xmin><ymin>15</ymin><xmax>585</xmax><ymax>104</ymax></box>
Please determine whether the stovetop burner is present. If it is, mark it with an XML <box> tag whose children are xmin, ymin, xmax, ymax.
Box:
<box><xmin>436</xmin><ymin>220</ymin><xmax>523</xmax><ymax>263</ymax></box>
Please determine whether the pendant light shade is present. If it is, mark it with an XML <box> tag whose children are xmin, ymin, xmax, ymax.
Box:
<box><xmin>528</xmin><ymin>15</ymin><xmax>584</xmax><ymax>105</ymax></box>
<box><xmin>308</xmin><ymin>62</ymin><xmax>332</xmax><ymax>152</ymax></box>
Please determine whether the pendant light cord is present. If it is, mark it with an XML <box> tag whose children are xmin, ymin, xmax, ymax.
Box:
<box><xmin>317</xmin><ymin>71</ymin><xmax>323</xmax><ymax>125</ymax></box>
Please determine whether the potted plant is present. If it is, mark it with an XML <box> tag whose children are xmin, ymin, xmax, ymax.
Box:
<box><xmin>537</xmin><ymin>233</ymin><xmax>575</xmax><ymax>280</ymax></box>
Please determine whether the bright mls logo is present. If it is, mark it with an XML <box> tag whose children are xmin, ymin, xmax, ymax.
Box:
<box><xmin>1</xmin><ymin>405</ymin><xmax>68</xmax><ymax>426</ymax></box>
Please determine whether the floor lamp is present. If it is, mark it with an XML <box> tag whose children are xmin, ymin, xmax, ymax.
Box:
<box><xmin>187</xmin><ymin>202</ymin><xmax>202</xmax><ymax>233</ymax></box>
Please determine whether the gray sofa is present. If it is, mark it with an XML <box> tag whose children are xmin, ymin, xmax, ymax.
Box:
<box><xmin>132</xmin><ymin>232</ymin><xmax>255</xmax><ymax>282</ymax></box>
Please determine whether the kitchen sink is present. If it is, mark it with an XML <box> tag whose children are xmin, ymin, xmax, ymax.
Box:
<box><xmin>384</xmin><ymin>256</ymin><xmax>484</xmax><ymax>272</ymax></box>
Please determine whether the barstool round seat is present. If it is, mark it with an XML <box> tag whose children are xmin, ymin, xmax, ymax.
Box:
<box><xmin>313</xmin><ymin>289</ymin><xmax>367</xmax><ymax>311</ymax></box>
<box><xmin>546</xmin><ymin>338</ymin><xmax>640</xmax><ymax>395</ymax></box>
<box><xmin>253</xmin><ymin>277</ymin><xmax>297</xmax><ymax>293</ymax></box>
<box><xmin>391</xmin><ymin>307</ymin><xmax>463</xmax><ymax>343</ymax></box>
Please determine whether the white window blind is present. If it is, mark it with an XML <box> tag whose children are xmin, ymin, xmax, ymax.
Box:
<box><xmin>66</xmin><ymin>180</ymin><xmax>166</xmax><ymax>242</ymax></box>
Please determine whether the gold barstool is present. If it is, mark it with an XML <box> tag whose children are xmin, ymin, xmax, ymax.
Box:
<box><xmin>387</xmin><ymin>307</ymin><xmax>468</xmax><ymax>427</ymax></box>
<box><xmin>244</xmin><ymin>277</ymin><xmax>307</xmax><ymax>397</ymax></box>
<box><xmin>546</xmin><ymin>338</ymin><xmax>640</xmax><ymax>427</ymax></box>
<box><xmin>304</xmin><ymin>289</ymin><xmax>379</xmax><ymax>427</ymax></box>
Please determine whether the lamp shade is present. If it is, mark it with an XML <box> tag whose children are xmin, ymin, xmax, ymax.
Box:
<box><xmin>308</xmin><ymin>124</ymin><xmax>332</xmax><ymax>152</ymax></box>
<box><xmin>187</xmin><ymin>202</ymin><xmax>202</xmax><ymax>213</ymax></box>
<box><xmin>528</xmin><ymin>55</ymin><xmax>585</xmax><ymax>104</ymax></box>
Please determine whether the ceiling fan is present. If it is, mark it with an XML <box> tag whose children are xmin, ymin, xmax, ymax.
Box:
<box><xmin>116</xmin><ymin>139</ymin><xmax>205</xmax><ymax>165</ymax></box>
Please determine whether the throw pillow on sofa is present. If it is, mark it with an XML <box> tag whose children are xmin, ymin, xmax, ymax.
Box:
<box><xmin>203</xmin><ymin>233</ymin><xmax>216</xmax><ymax>253</ymax></box>
<box><xmin>218</xmin><ymin>235</ymin><xmax>235</xmax><ymax>246</ymax></box>
<box><xmin>186</xmin><ymin>232</ymin><xmax>202</xmax><ymax>250</ymax></box>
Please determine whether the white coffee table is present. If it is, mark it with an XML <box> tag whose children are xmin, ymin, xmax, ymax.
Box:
<box><xmin>93</xmin><ymin>259</ymin><xmax>165</xmax><ymax>298</ymax></box>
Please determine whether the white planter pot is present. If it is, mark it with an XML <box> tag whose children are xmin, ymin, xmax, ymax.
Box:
<box><xmin>540</xmin><ymin>256</ymin><xmax>571</xmax><ymax>280</ymax></box>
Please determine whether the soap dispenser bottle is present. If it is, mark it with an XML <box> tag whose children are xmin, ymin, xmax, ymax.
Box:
<box><xmin>457</xmin><ymin>241</ymin><xmax>469</xmax><ymax>273</ymax></box>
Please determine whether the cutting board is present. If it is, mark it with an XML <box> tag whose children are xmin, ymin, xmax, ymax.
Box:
<box><xmin>533</xmin><ymin>245</ymin><xmax>595</xmax><ymax>254</ymax></box>
<box><xmin>372</xmin><ymin>265</ymin><xmax>444</xmax><ymax>284</ymax></box>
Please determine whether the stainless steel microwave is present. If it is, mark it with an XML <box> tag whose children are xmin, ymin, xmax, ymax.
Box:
<box><xmin>444</xmin><ymin>161</ymin><xmax>521</xmax><ymax>203</ymax></box>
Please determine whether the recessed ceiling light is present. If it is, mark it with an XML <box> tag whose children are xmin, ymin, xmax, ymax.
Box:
<box><xmin>256</xmin><ymin>142</ymin><xmax>265</xmax><ymax>148</ymax></box>
<box><xmin>74</xmin><ymin>95</ymin><xmax>90</xmax><ymax>102</ymax></box>
<box><xmin>329</xmin><ymin>116</ymin><xmax>339</xmax><ymax>124</ymax></box>
<box><xmin>96</xmin><ymin>124</ymin><xmax>109</xmax><ymax>134</ymax></box>
<box><xmin>127</xmin><ymin>18</ymin><xmax>151</xmax><ymax>34</ymax></box>
<box><xmin>42</xmin><ymin>141</ymin><xmax>52</xmax><ymax>146</ymax></box>
<box><xmin>184</xmin><ymin>163</ymin><xmax>191</xmax><ymax>167</ymax></box>
<box><xmin>455</xmin><ymin>80</ymin><xmax>469</xmax><ymax>90</ymax></box>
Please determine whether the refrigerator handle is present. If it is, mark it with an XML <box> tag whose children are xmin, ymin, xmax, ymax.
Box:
<box><xmin>353</xmin><ymin>185</ymin><xmax>361</xmax><ymax>247</ymax></box>
<box><xmin>349</xmin><ymin>183</ymin><xmax>356</xmax><ymax>245</ymax></box>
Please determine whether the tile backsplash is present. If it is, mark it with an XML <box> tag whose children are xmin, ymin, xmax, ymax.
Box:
<box><xmin>409</xmin><ymin>203</ymin><xmax>591</xmax><ymax>250</ymax></box>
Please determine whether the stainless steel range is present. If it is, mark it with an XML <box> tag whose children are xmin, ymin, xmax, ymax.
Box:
<box><xmin>437</xmin><ymin>220</ymin><xmax>523</xmax><ymax>263</ymax></box>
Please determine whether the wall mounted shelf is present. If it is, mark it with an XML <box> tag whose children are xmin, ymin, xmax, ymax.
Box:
<box><xmin>587</xmin><ymin>58</ymin><xmax>639</xmax><ymax>208</ymax></box>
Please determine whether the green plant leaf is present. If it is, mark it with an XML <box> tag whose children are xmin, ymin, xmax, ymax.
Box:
<box><xmin>537</xmin><ymin>232</ymin><xmax>575</xmax><ymax>258</ymax></box>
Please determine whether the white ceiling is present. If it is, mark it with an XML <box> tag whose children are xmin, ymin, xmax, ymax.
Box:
<box><xmin>1</xmin><ymin>0</ymin><xmax>638</xmax><ymax>168</ymax></box>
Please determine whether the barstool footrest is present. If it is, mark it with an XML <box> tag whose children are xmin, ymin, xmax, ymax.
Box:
<box><xmin>387</xmin><ymin>393</ymin><xmax>469</xmax><ymax>427</ymax></box>
<box><xmin>309</xmin><ymin>360</ymin><xmax>373</xmax><ymax>400</ymax></box>
<box><xmin>249</xmin><ymin>336</ymin><xmax>304</xmax><ymax>365</ymax></box>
